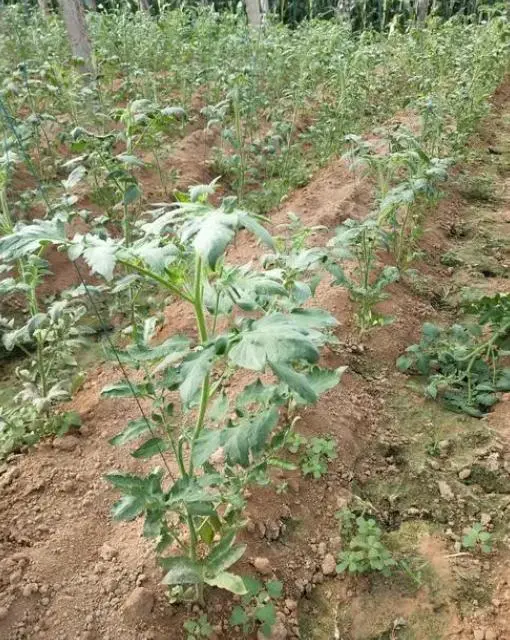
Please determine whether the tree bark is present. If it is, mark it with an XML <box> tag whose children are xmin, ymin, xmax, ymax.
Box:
<box><xmin>59</xmin><ymin>0</ymin><xmax>93</xmax><ymax>74</ymax></box>
<box><xmin>245</xmin><ymin>0</ymin><xmax>262</xmax><ymax>26</ymax></box>
<box><xmin>139</xmin><ymin>0</ymin><xmax>150</xmax><ymax>12</ymax></box>
<box><xmin>37</xmin><ymin>0</ymin><xmax>51</xmax><ymax>16</ymax></box>
<box><xmin>416</xmin><ymin>0</ymin><xmax>429</xmax><ymax>24</ymax></box>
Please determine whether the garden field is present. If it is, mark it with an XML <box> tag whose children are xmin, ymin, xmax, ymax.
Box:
<box><xmin>1</xmin><ymin>4</ymin><xmax>510</xmax><ymax>639</ymax></box>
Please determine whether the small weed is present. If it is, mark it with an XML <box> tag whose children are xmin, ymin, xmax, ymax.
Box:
<box><xmin>457</xmin><ymin>174</ymin><xmax>498</xmax><ymax>203</ymax></box>
<box><xmin>286</xmin><ymin>433</ymin><xmax>338</xmax><ymax>479</ymax></box>
<box><xmin>183</xmin><ymin>614</ymin><xmax>213</xmax><ymax>640</ymax></box>
<box><xmin>462</xmin><ymin>523</ymin><xmax>493</xmax><ymax>553</ymax></box>
<box><xmin>336</xmin><ymin>516</ymin><xmax>396</xmax><ymax>576</ymax></box>
<box><xmin>229</xmin><ymin>577</ymin><xmax>283</xmax><ymax>638</ymax></box>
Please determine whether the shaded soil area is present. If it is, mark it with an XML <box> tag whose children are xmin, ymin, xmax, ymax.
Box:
<box><xmin>1</xmin><ymin>80</ymin><xmax>510</xmax><ymax>640</ymax></box>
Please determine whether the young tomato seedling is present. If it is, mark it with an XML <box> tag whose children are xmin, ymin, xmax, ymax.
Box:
<box><xmin>0</xmin><ymin>182</ymin><xmax>343</xmax><ymax>605</ymax></box>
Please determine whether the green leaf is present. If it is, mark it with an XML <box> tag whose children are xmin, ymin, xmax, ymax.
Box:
<box><xmin>238</xmin><ymin>211</ymin><xmax>275</xmax><ymax>250</ymax></box>
<box><xmin>143</xmin><ymin>510</ymin><xmax>164</xmax><ymax>538</ymax></box>
<box><xmin>266</xmin><ymin>580</ymin><xmax>283</xmax><ymax>598</ymax></box>
<box><xmin>55</xmin><ymin>410</ymin><xmax>81</xmax><ymax>436</ymax></box>
<box><xmin>111</xmin><ymin>495</ymin><xmax>145</xmax><ymax>520</ymax></box>
<box><xmin>122</xmin><ymin>240</ymin><xmax>179</xmax><ymax>274</ymax></box>
<box><xmin>222</xmin><ymin>408</ymin><xmax>279</xmax><ymax>467</ymax></box>
<box><xmin>191</xmin><ymin>429</ymin><xmax>224</xmax><ymax>468</ymax></box>
<box><xmin>106</xmin><ymin>472</ymin><xmax>146</xmax><ymax>491</ymax></box>
<box><xmin>0</xmin><ymin>219</ymin><xmax>66</xmax><ymax>261</ymax></box>
<box><xmin>229</xmin><ymin>314</ymin><xmax>320</xmax><ymax>371</ymax></box>
<box><xmin>255</xmin><ymin>603</ymin><xmax>276</xmax><ymax>625</ymax></box>
<box><xmin>396</xmin><ymin>355</ymin><xmax>413</xmax><ymax>371</ymax></box>
<box><xmin>131</xmin><ymin>437</ymin><xmax>170</xmax><ymax>459</ymax></box>
<box><xmin>180</xmin><ymin>209</ymin><xmax>238</xmax><ymax>269</ymax></box>
<box><xmin>289</xmin><ymin>307</ymin><xmax>338</xmax><ymax>331</ymax></box>
<box><xmin>198</xmin><ymin>519</ymin><xmax>215</xmax><ymax>544</ymax></box>
<box><xmin>305</xmin><ymin>366</ymin><xmax>345</xmax><ymax>397</ymax></box>
<box><xmin>187</xmin><ymin>502</ymin><xmax>217</xmax><ymax>516</ymax></box>
<box><xmin>269</xmin><ymin>361</ymin><xmax>317</xmax><ymax>403</ymax></box>
<box><xmin>179</xmin><ymin>346</ymin><xmax>215</xmax><ymax>407</ymax></box>
<box><xmin>82</xmin><ymin>236</ymin><xmax>119</xmax><ymax>281</ymax></box>
<box><xmin>422</xmin><ymin>323</ymin><xmax>441</xmax><ymax>341</ymax></box>
<box><xmin>101</xmin><ymin>381</ymin><xmax>152</xmax><ymax>398</ymax></box>
<box><xmin>208</xmin><ymin>392</ymin><xmax>229</xmax><ymax>423</ymax></box>
<box><xmin>111</xmin><ymin>334</ymin><xmax>190</xmax><ymax>365</ymax></box>
<box><xmin>236</xmin><ymin>379</ymin><xmax>280</xmax><ymax>410</ymax></box>
<box><xmin>204</xmin><ymin>571</ymin><xmax>247</xmax><ymax>595</ymax></box>
<box><xmin>161</xmin><ymin>556</ymin><xmax>202</xmax><ymax>585</ymax></box>
<box><xmin>230</xmin><ymin>605</ymin><xmax>249</xmax><ymax>626</ymax></box>
<box><xmin>109</xmin><ymin>417</ymin><xmax>151</xmax><ymax>446</ymax></box>
<box><xmin>243</xmin><ymin>575</ymin><xmax>263</xmax><ymax>597</ymax></box>
<box><xmin>166</xmin><ymin>476</ymin><xmax>216</xmax><ymax>506</ymax></box>
<box><xmin>194</xmin><ymin>408</ymin><xmax>279</xmax><ymax>469</ymax></box>
<box><xmin>207</xmin><ymin>532</ymin><xmax>246</xmax><ymax>573</ymax></box>
<box><xmin>123</xmin><ymin>183</ymin><xmax>141</xmax><ymax>205</ymax></box>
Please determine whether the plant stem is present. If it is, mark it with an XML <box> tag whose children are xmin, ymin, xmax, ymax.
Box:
<box><xmin>189</xmin><ymin>256</ymin><xmax>210</xmax><ymax>476</ymax></box>
<box><xmin>118</xmin><ymin>259</ymin><xmax>194</xmax><ymax>303</ymax></box>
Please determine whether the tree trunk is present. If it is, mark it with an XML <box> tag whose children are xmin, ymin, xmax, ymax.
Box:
<box><xmin>139</xmin><ymin>0</ymin><xmax>150</xmax><ymax>12</ymax></box>
<box><xmin>245</xmin><ymin>0</ymin><xmax>262</xmax><ymax>26</ymax></box>
<box><xmin>59</xmin><ymin>0</ymin><xmax>93</xmax><ymax>74</ymax></box>
<box><xmin>416</xmin><ymin>0</ymin><xmax>429</xmax><ymax>23</ymax></box>
<box><xmin>37</xmin><ymin>0</ymin><xmax>51</xmax><ymax>16</ymax></box>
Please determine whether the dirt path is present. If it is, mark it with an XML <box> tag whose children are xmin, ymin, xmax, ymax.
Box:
<box><xmin>1</xmin><ymin>81</ymin><xmax>510</xmax><ymax>640</ymax></box>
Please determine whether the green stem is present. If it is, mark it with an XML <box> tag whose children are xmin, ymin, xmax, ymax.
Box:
<box><xmin>118</xmin><ymin>259</ymin><xmax>194</xmax><ymax>303</ymax></box>
<box><xmin>193</xmin><ymin>256</ymin><xmax>208</xmax><ymax>344</ymax></box>
<box><xmin>188</xmin><ymin>256</ymin><xmax>210</xmax><ymax>476</ymax></box>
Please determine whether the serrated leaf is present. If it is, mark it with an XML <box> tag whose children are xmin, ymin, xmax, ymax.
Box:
<box><xmin>122</xmin><ymin>240</ymin><xmax>179</xmax><ymax>274</ymax></box>
<box><xmin>222</xmin><ymin>407</ymin><xmax>279</xmax><ymax>467</ymax></box>
<box><xmin>0</xmin><ymin>219</ymin><xmax>66</xmax><ymax>261</ymax></box>
<box><xmin>109</xmin><ymin>417</ymin><xmax>151</xmax><ymax>446</ymax></box>
<box><xmin>191</xmin><ymin>429</ymin><xmax>224</xmax><ymax>468</ymax></box>
<box><xmin>131</xmin><ymin>437</ymin><xmax>170</xmax><ymax>459</ymax></box>
<box><xmin>166</xmin><ymin>476</ymin><xmax>216</xmax><ymax>506</ymax></box>
<box><xmin>82</xmin><ymin>236</ymin><xmax>119</xmax><ymax>280</ymax></box>
<box><xmin>269</xmin><ymin>361</ymin><xmax>317</xmax><ymax>403</ymax></box>
<box><xmin>111</xmin><ymin>495</ymin><xmax>145</xmax><ymax>520</ymax></box>
<box><xmin>179</xmin><ymin>346</ymin><xmax>215</xmax><ymax>407</ymax></box>
<box><xmin>229</xmin><ymin>314</ymin><xmax>320</xmax><ymax>371</ymax></box>
<box><xmin>180</xmin><ymin>210</ymin><xmax>237</xmax><ymax>268</ymax></box>
<box><xmin>208</xmin><ymin>392</ymin><xmax>229</xmax><ymax>423</ymax></box>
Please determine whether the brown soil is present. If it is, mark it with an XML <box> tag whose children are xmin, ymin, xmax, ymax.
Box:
<box><xmin>2</xmin><ymin>77</ymin><xmax>510</xmax><ymax>640</ymax></box>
